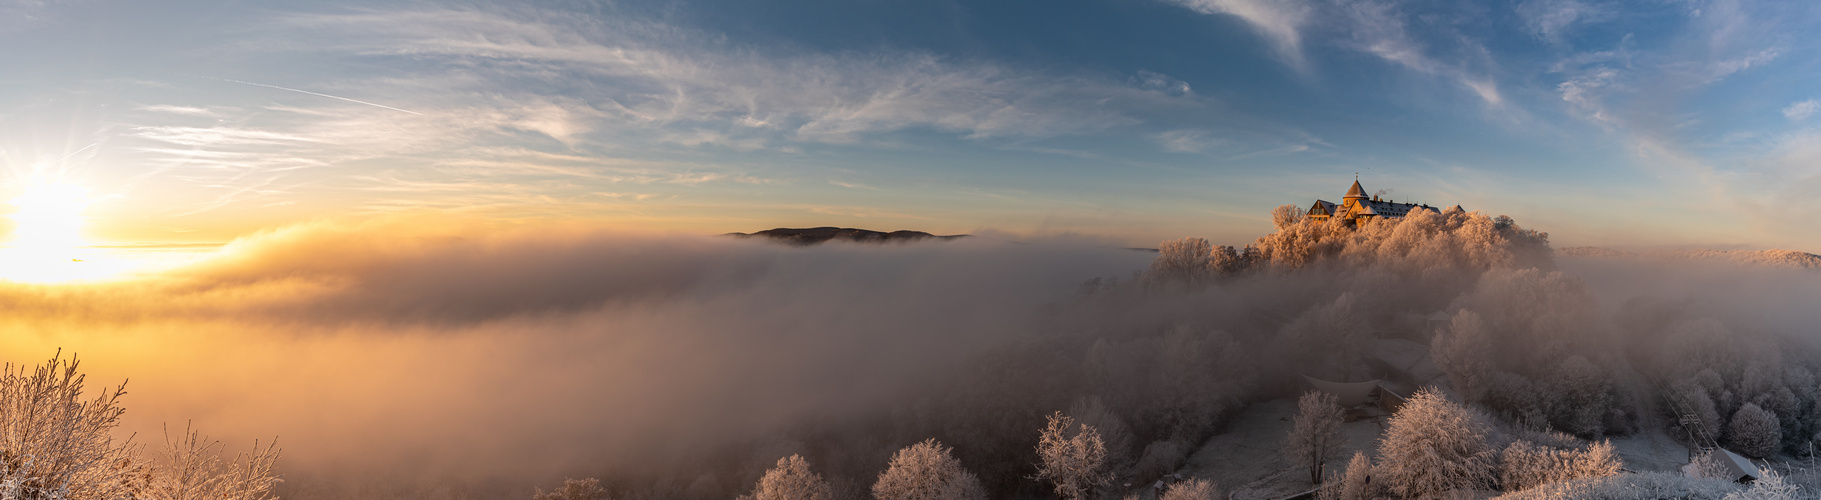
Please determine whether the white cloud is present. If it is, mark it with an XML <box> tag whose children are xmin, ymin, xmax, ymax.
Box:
<box><xmin>1161</xmin><ymin>0</ymin><xmax>1312</xmax><ymax>69</ymax></box>
<box><xmin>1783</xmin><ymin>99</ymin><xmax>1820</xmax><ymax>122</ymax></box>
<box><xmin>1515</xmin><ymin>0</ymin><xmax>1611</xmax><ymax>42</ymax></box>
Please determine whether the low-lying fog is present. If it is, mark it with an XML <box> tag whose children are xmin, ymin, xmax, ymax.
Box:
<box><xmin>2</xmin><ymin>210</ymin><xmax>1817</xmax><ymax>499</ymax></box>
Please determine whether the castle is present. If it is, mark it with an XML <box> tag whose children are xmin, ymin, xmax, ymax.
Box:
<box><xmin>1305</xmin><ymin>179</ymin><xmax>1460</xmax><ymax>224</ymax></box>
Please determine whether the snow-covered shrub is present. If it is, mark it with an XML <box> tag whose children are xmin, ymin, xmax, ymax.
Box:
<box><xmin>1721</xmin><ymin>468</ymin><xmax>1802</xmax><ymax>500</ymax></box>
<box><xmin>1497</xmin><ymin>439</ymin><xmax>1622</xmax><ymax>492</ymax></box>
<box><xmin>0</xmin><ymin>352</ymin><xmax>283</xmax><ymax>500</ymax></box>
<box><xmin>534</xmin><ymin>478</ymin><xmax>610</xmax><ymax>500</ymax></box>
<box><xmin>0</xmin><ymin>353</ymin><xmax>140</xmax><ymax>499</ymax></box>
<box><xmin>872</xmin><ymin>439</ymin><xmax>985</xmax><ymax>500</ymax></box>
<box><xmin>1730</xmin><ymin>403</ymin><xmax>1781</xmax><ymax>458</ymax></box>
<box><xmin>1376</xmin><ymin>388</ymin><xmax>1498</xmax><ymax>498</ymax></box>
<box><xmin>1687</xmin><ymin>452</ymin><xmax>1733</xmax><ymax>480</ymax></box>
<box><xmin>1160</xmin><ymin>478</ymin><xmax>1219</xmax><ymax>500</ymax></box>
<box><xmin>1283</xmin><ymin>391</ymin><xmax>1345</xmax><ymax>485</ymax></box>
<box><xmin>742</xmin><ymin>455</ymin><xmax>832</xmax><ymax>500</ymax></box>
<box><xmin>147</xmin><ymin>423</ymin><xmax>282</xmax><ymax>500</ymax></box>
<box><xmin>1033</xmin><ymin>412</ymin><xmax>1110</xmax><ymax>500</ymax></box>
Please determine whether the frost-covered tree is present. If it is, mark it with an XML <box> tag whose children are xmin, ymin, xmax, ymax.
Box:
<box><xmin>1209</xmin><ymin>245</ymin><xmax>1249</xmax><ymax>276</ymax></box>
<box><xmin>1376</xmin><ymin>388</ymin><xmax>1498</xmax><ymax>498</ymax></box>
<box><xmin>742</xmin><ymin>455</ymin><xmax>832</xmax><ymax>500</ymax></box>
<box><xmin>1497</xmin><ymin>440</ymin><xmax>1621</xmax><ymax>492</ymax></box>
<box><xmin>1159</xmin><ymin>478</ymin><xmax>1220</xmax><ymax>500</ymax></box>
<box><xmin>1272</xmin><ymin>204</ymin><xmax>1305</xmax><ymax>230</ymax></box>
<box><xmin>1551</xmin><ymin>356</ymin><xmax>1611</xmax><ymax>438</ymax></box>
<box><xmin>1730</xmin><ymin>403</ymin><xmax>1781</xmax><ymax>458</ymax></box>
<box><xmin>1032</xmin><ymin>412</ymin><xmax>1110</xmax><ymax>500</ymax></box>
<box><xmin>1432</xmin><ymin>311</ymin><xmax>1495</xmax><ymax>402</ymax></box>
<box><xmin>873</xmin><ymin>439</ymin><xmax>986</xmax><ymax>500</ymax></box>
<box><xmin>534</xmin><ymin>478</ymin><xmax>610</xmax><ymax>500</ymax></box>
<box><xmin>1669</xmin><ymin>378</ymin><xmax>1723</xmax><ymax>446</ymax></box>
<box><xmin>1148</xmin><ymin>238</ymin><xmax>1213</xmax><ymax>288</ymax></box>
<box><xmin>1068</xmin><ymin>397</ymin><xmax>1133</xmax><ymax>468</ymax></box>
<box><xmin>1319</xmin><ymin>452</ymin><xmax>1374</xmax><ymax>500</ymax></box>
<box><xmin>1283</xmin><ymin>391</ymin><xmax>1345</xmax><ymax>484</ymax></box>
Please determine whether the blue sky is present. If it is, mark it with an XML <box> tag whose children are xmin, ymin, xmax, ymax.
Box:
<box><xmin>1</xmin><ymin>0</ymin><xmax>1818</xmax><ymax>250</ymax></box>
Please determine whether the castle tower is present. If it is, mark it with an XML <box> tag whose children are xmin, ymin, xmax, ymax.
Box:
<box><xmin>1342</xmin><ymin>179</ymin><xmax>1368</xmax><ymax>210</ymax></box>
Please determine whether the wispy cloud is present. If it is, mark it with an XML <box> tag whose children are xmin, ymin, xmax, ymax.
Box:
<box><xmin>1161</xmin><ymin>0</ymin><xmax>1313</xmax><ymax>69</ymax></box>
<box><xmin>1515</xmin><ymin>0</ymin><xmax>1611</xmax><ymax>43</ymax></box>
<box><xmin>279</xmin><ymin>8</ymin><xmax>1204</xmax><ymax>146</ymax></box>
<box><xmin>1784</xmin><ymin>99</ymin><xmax>1820</xmax><ymax>122</ymax></box>
<box><xmin>1333</xmin><ymin>0</ymin><xmax>1503</xmax><ymax>105</ymax></box>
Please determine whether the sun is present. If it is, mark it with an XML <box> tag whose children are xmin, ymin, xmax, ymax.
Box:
<box><xmin>11</xmin><ymin>181</ymin><xmax>89</xmax><ymax>251</ymax></box>
<box><xmin>0</xmin><ymin>178</ymin><xmax>128</xmax><ymax>283</ymax></box>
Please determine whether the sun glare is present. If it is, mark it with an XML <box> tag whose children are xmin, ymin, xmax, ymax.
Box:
<box><xmin>0</xmin><ymin>179</ymin><xmax>131</xmax><ymax>283</ymax></box>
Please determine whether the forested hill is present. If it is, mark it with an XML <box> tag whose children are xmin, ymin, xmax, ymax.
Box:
<box><xmin>727</xmin><ymin>227</ymin><xmax>969</xmax><ymax>246</ymax></box>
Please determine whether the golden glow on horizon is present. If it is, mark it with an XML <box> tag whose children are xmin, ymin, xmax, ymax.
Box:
<box><xmin>0</xmin><ymin>179</ymin><xmax>133</xmax><ymax>283</ymax></box>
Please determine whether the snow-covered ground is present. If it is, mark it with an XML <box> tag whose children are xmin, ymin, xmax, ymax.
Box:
<box><xmin>1176</xmin><ymin>399</ymin><xmax>1387</xmax><ymax>500</ymax></box>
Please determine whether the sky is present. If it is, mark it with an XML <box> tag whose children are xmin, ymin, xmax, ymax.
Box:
<box><xmin>2</xmin><ymin>0</ymin><xmax>1819</xmax><ymax>251</ymax></box>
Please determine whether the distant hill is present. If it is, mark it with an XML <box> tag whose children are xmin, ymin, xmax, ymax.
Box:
<box><xmin>727</xmin><ymin>227</ymin><xmax>969</xmax><ymax>246</ymax></box>
<box><xmin>1558</xmin><ymin>246</ymin><xmax>1821</xmax><ymax>269</ymax></box>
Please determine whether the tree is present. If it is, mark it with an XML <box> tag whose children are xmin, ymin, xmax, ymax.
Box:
<box><xmin>1729</xmin><ymin>403</ymin><xmax>1781</xmax><ymax>458</ymax></box>
<box><xmin>742</xmin><ymin>455</ymin><xmax>832</xmax><ymax>500</ymax></box>
<box><xmin>1068</xmin><ymin>397</ymin><xmax>1133</xmax><ymax>468</ymax></box>
<box><xmin>873</xmin><ymin>439</ymin><xmax>985</xmax><ymax>500</ymax></box>
<box><xmin>1550</xmin><ymin>356</ymin><xmax>1611</xmax><ymax>438</ymax></box>
<box><xmin>1149</xmin><ymin>238</ymin><xmax>1213</xmax><ymax>288</ymax></box>
<box><xmin>1375</xmin><ymin>388</ymin><xmax>1497</xmax><ymax>498</ymax></box>
<box><xmin>1283</xmin><ymin>391</ymin><xmax>1345</xmax><ymax>484</ymax></box>
<box><xmin>1336</xmin><ymin>452</ymin><xmax>1372</xmax><ymax>500</ymax></box>
<box><xmin>1032</xmin><ymin>411</ymin><xmax>1111</xmax><ymax>500</ymax></box>
<box><xmin>1432</xmin><ymin>311</ymin><xmax>1494</xmax><ymax>403</ymax></box>
<box><xmin>1159</xmin><ymin>478</ymin><xmax>1220</xmax><ymax>500</ymax></box>
<box><xmin>1497</xmin><ymin>440</ymin><xmax>1622</xmax><ymax>492</ymax></box>
<box><xmin>1272</xmin><ymin>204</ymin><xmax>1305</xmax><ymax>229</ymax></box>
<box><xmin>534</xmin><ymin>478</ymin><xmax>610</xmax><ymax>500</ymax></box>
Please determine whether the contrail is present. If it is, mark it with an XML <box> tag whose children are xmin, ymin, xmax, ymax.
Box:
<box><xmin>50</xmin><ymin>143</ymin><xmax>99</xmax><ymax>165</ymax></box>
<box><xmin>209</xmin><ymin>77</ymin><xmax>423</xmax><ymax>116</ymax></box>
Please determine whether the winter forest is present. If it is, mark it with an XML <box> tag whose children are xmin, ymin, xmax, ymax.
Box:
<box><xmin>6</xmin><ymin>204</ymin><xmax>1821</xmax><ymax>500</ymax></box>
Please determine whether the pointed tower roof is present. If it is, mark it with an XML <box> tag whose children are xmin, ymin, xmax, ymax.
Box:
<box><xmin>1344</xmin><ymin>180</ymin><xmax>1367</xmax><ymax>200</ymax></box>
